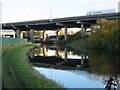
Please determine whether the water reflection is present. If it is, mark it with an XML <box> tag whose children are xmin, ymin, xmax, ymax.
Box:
<box><xmin>34</xmin><ymin>67</ymin><xmax>104</xmax><ymax>88</ymax></box>
<box><xmin>29</xmin><ymin>44</ymin><xmax>120</xmax><ymax>88</ymax></box>
<box><xmin>29</xmin><ymin>44</ymin><xmax>89</xmax><ymax>69</ymax></box>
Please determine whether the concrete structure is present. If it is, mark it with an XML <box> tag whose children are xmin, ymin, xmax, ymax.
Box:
<box><xmin>15</xmin><ymin>30</ymin><xmax>20</xmax><ymax>38</ymax></box>
<box><xmin>2</xmin><ymin>13</ymin><xmax>120</xmax><ymax>42</ymax></box>
<box><xmin>0</xmin><ymin>30</ymin><xmax>27</xmax><ymax>39</ymax></box>
<box><xmin>29</xmin><ymin>30</ymin><xmax>35</xmax><ymax>42</ymax></box>
<box><xmin>0</xmin><ymin>30</ymin><xmax>15</xmax><ymax>37</ymax></box>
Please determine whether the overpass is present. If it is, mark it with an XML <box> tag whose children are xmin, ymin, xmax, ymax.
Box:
<box><xmin>2</xmin><ymin>13</ymin><xmax>120</xmax><ymax>42</ymax></box>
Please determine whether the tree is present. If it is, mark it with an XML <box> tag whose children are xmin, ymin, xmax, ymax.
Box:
<box><xmin>108</xmin><ymin>20</ymin><xmax>120</xmax><ymax>50</ymax></box>
<box><xmin>88</xmin><ymin>20</ymin><xmax>117</xmax><ymax>49</ymax></box>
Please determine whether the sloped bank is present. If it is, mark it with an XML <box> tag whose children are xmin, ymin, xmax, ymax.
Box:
<box><xmin>2</xmin><ymin>43</ymin><xmax>63</xmax><ymax>89</ymax></box>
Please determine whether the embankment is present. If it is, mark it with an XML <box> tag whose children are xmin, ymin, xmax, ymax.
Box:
<box><xmin>2</xmin><ymin>43</ymin><xmax>63</xmax><ymax>89</ymax></box>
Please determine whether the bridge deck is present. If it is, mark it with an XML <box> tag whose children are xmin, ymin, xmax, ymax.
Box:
<box><xmin>2</xmin><ymin>13</ymin><xmax>120</xmax><ymax>30</ymax></box>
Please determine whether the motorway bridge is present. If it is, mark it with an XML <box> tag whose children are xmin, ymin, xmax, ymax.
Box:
<box><xmin>2</xmin><ymin>13</ymin><xmax>120</xmax><ymax>42</ymax></box>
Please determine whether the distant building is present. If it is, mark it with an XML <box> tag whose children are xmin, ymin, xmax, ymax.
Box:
<box><xmin>0</xmin><ymin>30</ymin><xmax>26</xmax><ymax>38</ymax></box>
<box><xmin>118</xmin><ymin>1</ymin><xmax>120</xmax><ymax>12</ymax></box>
<box><xmin>87</xmin><ymin>9</ymin><xmax>116</xmax><ymax>15</ymax></box>
<box><xmin>0</xmin><ymin>30</ymin><xmax>15</xmax><ymax>37</ymax></box>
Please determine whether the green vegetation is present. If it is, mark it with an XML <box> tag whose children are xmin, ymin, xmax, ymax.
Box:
<box><xmin>34</xmin><ymin>31</ymin><xmax>43</xmax><ymax>38</ymax></box>
<box><xmin>71</xmin><ymin>49</ymin><xmax>120</xmax><ymax>76</ymax></box>
<box><xmin>68</xmin><ymin>30</ymin><xmax>87</xmax><ymax>43</ymax></box>
<box><xmin>68</xmin><ymin>19</ymin><xmax>120</xmax><ymax>51</ymax></box>
<box><xmin>107</xmin><ymin>21</ymin><xmax>120</xmax><ymax>50</ymax></box>
<box><xmin>68</xmin><ymin>30</ymin><xmax>88</xmax><ymax>52</ymax></box>
<box><xmin>68</xmin><ymin>39</ymin><xmax>88</xmax><ymax>53</ymax></box>
<box><xmin>2</xmin><ymin>43</ymin><xmax>63</xmax><ymax>88</ymax></box>
<box><xmin>88</xmin><ymin>20</ymin><xmax>119</xmax><ymax>50</ymax></box>
<box><xmin>87</xmin><ymin>50</ymin><xmax>119</xmax><ymax>75</ymax></box>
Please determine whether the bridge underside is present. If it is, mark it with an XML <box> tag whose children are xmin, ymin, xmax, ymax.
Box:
<box><xmin>3</xmin><ymin>13</ymin><xmax>120</xmax><ymax>31</ymax></box>
<box><xmin>2</xmin><ymin>20</ymin><xmax>94</xmax><ymax>31</ymax></box>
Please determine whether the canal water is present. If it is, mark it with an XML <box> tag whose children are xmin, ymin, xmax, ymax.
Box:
<box><xmin>29</xmin><ymin>44</ymin><xmax>120</xmax><ymax>88</ymax></box>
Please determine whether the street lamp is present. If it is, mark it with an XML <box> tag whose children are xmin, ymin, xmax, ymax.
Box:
<box><xmin>50</xmin><ymin>0</ymin><xmax>53</xmax><ymax>22</ymax></box>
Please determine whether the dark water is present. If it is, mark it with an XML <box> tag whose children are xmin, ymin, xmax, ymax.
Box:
<box><xmin>29</xmin><ymin>44</ymin><xmax>120</xmax><ymax>89</ymax></box>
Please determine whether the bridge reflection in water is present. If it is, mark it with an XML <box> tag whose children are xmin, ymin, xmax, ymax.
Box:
<box><xmin>29</xmin><ymin>45</ymin><xmax>120</xmax><ymax>88</ymax></box>
<box><xmin>29</xmin><ymin>44</ymin><xmax>89</xmax><ymax>70</ymax></box>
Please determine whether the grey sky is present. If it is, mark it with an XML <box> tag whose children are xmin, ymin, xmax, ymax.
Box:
<box><xmin>0</xmin><ymin>0</ymin><xmax>119</xmax><ymax>23</ymax></box>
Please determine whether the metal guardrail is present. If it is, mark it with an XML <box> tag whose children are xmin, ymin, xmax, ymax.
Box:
<box><xmin>0</xmin><ymin>37</ymin><xmax>27</xmax><ymax>45</ymax></box>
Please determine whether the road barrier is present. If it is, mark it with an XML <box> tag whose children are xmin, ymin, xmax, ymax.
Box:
<box><xmin>0</xmin><ymin>37</ymin><xmax>27</xmax><ymax>45</ymax></box>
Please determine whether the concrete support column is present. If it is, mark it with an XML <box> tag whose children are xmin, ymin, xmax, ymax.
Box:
<box><xmin>13</xmin><ymin>31</ymin><xmax>15</xmax><ymax>38</ymax></box>
<box><xmin>84</xmin><ymin>54</ymin><xmax>87</xmax><ymax>59</ymax></box>
<box><xmin>56</xmin><ymin>30</ymin><xmax>59</xmax><ymax>41</ymax></box>
<box><xmin>20</xmin><ymin>31</ymin><xmax>24</xmax><ymax>38</ymax></box>
<box><xmin>64</xmin><ymin>27</ymin><xmax>67</xmax><ymax>41</ymax></box>
<box><xmin>84</xmin><ymin>26</ymin><xmax>87</xmax><ymax>31</ymax></box>
<box><xmin>81</xmin><ymin>23</ymin><xmax>84</xmax><ymax>30</ymax></box>
<box><xmin>27</xmin><ymin>31</ymin><xmax>30</xmax><ymax>41</ymax></box>
<box><xmin>81</xmin><ymin>54</ymin><xmax>84</xmax><ymax>65</ymax></box>
<box><xmin>64</xmin><ymin>47</ymin><xmax>67</xmax><ymax>61</ymax></box>
<box><xmin>30</xmin><ymin>30</ymin><xmax>34</xmax><ymax>43</ymax></box>
<box><xmin>55</xmin><ymin>46</ymin><xmax>59</xmax><ymax>56</ymax></box>
<box><xmin>42</xmin><ymin>31</ymin><xmax>44</xmax><ymax>41</ymax></box>
<box><xmin>15</xmin><ymin>30</ymin><xmax>20</xmax><ymax>38</ymax></box>
<box><xmin>42</xmin><ymin>46</ymin><xmax>45</xmax><ymax>56</ymax></box>
<box><xmin>43</xmin><ymin>46</ymin><xmax>47</xmax><ymax>56</ymax></box>
<box><xmin>84</xmin><ymin>26</ymin><xmax>87</xmax><ymax>36</ymax></box>
<box><xmin>43</xmin><ymin>31</ymin><xmax>46</xmax><ymax>41</ymax></box>
<box><xmin>81</xmin><ymin>23</ymin><xmax>84</xmax><ymax>38</ymax></box>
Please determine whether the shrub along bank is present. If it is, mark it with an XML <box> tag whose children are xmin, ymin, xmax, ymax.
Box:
<box><xmin>68</xmin><ymin>19</ymin><xmax>120</xmax><ymax>51</ymax></box>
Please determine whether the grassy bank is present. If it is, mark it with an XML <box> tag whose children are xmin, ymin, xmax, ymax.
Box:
<box><xmin>2</xmin><ymin>43</ymin><xmax>63</xmax><ymax>89</ymax></box>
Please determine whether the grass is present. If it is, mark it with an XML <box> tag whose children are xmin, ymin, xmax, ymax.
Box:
<box><xmin>2</xmin><ymin>43</ymin><xmax>63</xmax><ymax>89</ymax></box>
<box><xmin>68</xmin><ymin>39</ymin><xmax>88</xmax><ymax>52</ymax></box>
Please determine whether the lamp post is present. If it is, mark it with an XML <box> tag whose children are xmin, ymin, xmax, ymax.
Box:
<box><xmin>50</xmin><ymin>67</ymin><xmax>53</xmax><ymax>79</ymax></box>
<box><xmin>50</xmin><ymin>0</ymin><xmax>53</xmax><ymax>22</ymax></box>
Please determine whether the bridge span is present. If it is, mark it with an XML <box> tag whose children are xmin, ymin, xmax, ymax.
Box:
<box><xmin>2</xmin><ymin>13</ymin><xmax>120</xmax><ymax>42</ymax></box>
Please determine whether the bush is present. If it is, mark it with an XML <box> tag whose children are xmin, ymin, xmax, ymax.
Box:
<box><xmin>87</xmin><ymin>20</ymin><xmax>118</xmax><ymax>50</ymax></box>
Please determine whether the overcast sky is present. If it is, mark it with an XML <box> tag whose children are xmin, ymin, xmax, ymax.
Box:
<box><xmin>0</xmin><ymin>0</ymin><xmax>119</xmax><ymax>23</ymax></box>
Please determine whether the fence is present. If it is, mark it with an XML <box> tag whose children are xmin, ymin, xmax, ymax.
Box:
<box><xmin>0</xmin><ymin>37</ymin><xmax>27</xmax><ymax>45</ymax></box>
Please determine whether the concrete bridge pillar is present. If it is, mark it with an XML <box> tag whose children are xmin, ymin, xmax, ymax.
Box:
<box><xmin>42</xmin><ymin>31</ymin><xmax>44</xmax><ymax>41</ymax></box>
<box><xmin>30</xmin><ymin>30</ymin><xmax>34</xmax><ymax>43</ymax></box>
<box><xmin>84</xmin><ymin>26</ymin><xmax>87</xmax><ymax>36</ymax></box>
<box><xmin>64</xmin><ymin>47</ymin><xmax>67</xmax><ymax>61</ymax></box>
<box><xmin>43</xmin><ymin>46</ymin><xmax>48</xmax><ymax>56</ymax></box>
<box><xmin>20</xmin><ymin>31</ymin><xmax>24</xmax><ymax>38</ymax></box>
<box><xmin>15</xmin><ymin>30</ymin><xmax>21</xmax><ymax>38</ymax></box>
<box><xmin>56</xmin><ymin>29</ymin><xmax>60</xmax><ymax>41</ymax></box>
<box><xmin>55</xmin><ymin>47</ymin><xmax>59</xmax><ymax>56</ymax></box>
<box><xmin>64</xmin><ymin>27</ymin><xmax>67</xmax><ymax>41</ymax></box>
<box><xmin>15</xmin><ymin>30</ymin><xmax>25</xmax><ymax>38</ymax></box>
<box><xmin>81</xmin><ymin>23</ymin><xmax>84</xmax><ymax>30</ymax></box>
<box><xmin>81</xmin><ymin>23</ymin><xmax>85</xmax><ymax>38</ymax></box>
<box><xmin>42</xmin><ymin>31</ymin><xmax>46</xmax><ymax>41</ymax></box>
<box><xmin>27</xmin><ymin>31</ymin><xmax>30</xmax><ymax>41</ymax></box>
<box><xmin>81</xmin><ymin>54</ymin><xmax>84</xmax><ymax>65</ymax></box>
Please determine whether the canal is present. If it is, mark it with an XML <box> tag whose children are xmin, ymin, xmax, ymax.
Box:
<box><xmin>29</xmin><ymin>44</ymin><xmax>120</xmax><ymax>89</ymax></box>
